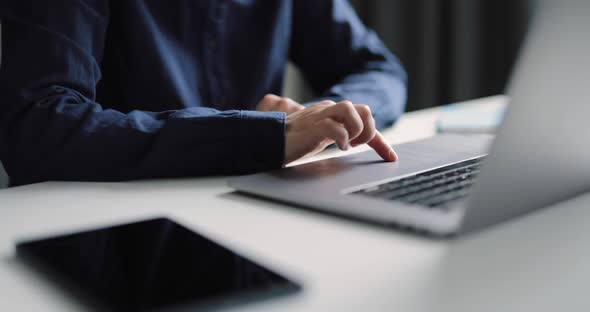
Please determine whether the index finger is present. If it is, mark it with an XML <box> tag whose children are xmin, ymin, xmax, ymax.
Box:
<box><xmin>367</xmin><ymin>131</ymin><xmax>398</xmax><ymax>162</ymax></box>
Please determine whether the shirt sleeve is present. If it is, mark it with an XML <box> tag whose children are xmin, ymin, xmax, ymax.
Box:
<box><xmin>0</xmin><ymin>1</ymin><xmax>285</xmax><ymax>186</ymax></box>
<box><xmin>290</xmin><ymin>0</ymin><xmax>407</xmax><ymax>129</ymax></box>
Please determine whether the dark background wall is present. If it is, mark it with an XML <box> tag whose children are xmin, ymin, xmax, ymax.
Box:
<box><xmin>352</xmin><ymin>0</ymin><xmax>533</xmax><ymax>110</ymax></box>
<box><xmin>285</xmin><ymin>0</ymin><xmax>534</xmax><ymax>112</ymax></box>
<box><xmin>0</xmin><ymin>163</ymin><xmax>6</xmax><ymax>188</ymax></box>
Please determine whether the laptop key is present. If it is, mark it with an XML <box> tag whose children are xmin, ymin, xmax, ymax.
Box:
<box><xmin>353</xmin><ymin>157</ymin><xmax>485</xmax><ymax>208</ymax></box>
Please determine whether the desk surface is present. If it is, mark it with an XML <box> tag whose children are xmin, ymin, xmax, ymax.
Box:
<box><xmin>2</xmin><ymin>95</ymin><xmax>589</xmax><ymax>312</ymax></box>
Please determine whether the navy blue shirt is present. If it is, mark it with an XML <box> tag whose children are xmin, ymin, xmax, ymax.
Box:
<box><xmin>0</xmin><ymin>0</ymin><xmax>406</xmax><ymax>186</ymax></box>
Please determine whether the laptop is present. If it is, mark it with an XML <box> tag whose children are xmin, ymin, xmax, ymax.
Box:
<box><xmin>230</xmin><ymin>0</ymin><xmax>590</xmax><ymax>236</ymax></box>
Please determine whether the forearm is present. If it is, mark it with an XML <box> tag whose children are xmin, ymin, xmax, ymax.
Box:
<box><xmin>292</xmin><ymin>0</ymin><xmax>407</xmax><ymax>130</ymax></box>
<box><xmin>1</xmin><ymin>89</ymin><xmax>285</xmax><ymax>185</ymax></box>
<box><xmin>0</xmin><ymin>5</ymin><xmax>286</xmax><ymax>185</ymax></box>
<box><xmin>305</xmin><ymin>70</ymin><xmax>407</xmax><ymax>129</ymax></box>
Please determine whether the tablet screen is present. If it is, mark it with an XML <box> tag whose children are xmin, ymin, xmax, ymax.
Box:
<box><xmin>16</xmin><ymin>218</ymin><xmax>300</xmax><ymax>311</ymax></box>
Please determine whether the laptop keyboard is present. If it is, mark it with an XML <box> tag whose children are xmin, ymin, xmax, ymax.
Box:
<box><xmin>352</xmin><ymin>157</ymin><xmax>485</xmax><ymax>208</ymax></box>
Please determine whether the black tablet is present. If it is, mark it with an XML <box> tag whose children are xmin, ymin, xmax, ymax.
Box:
<box><xmin>16</xmin><ymin>218</ymin><xmax>300</xmax><ymax>311</ymax></box>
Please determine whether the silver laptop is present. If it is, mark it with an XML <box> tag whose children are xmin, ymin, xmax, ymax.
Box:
<box><xmin>230</xmin><ymin>0</ymin><xmax>590</xmax><ymax>236</ymax></box>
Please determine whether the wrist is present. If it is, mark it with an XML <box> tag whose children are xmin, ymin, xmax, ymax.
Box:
<box><xmin>236</xmin><ymin>111</ymin><xmax>286</xmax><ymax>173</ymax></box>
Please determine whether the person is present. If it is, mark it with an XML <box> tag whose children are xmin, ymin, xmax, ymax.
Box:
<box><xmin>0</xmin><ymin>0</ymin><xmax>407</xmax><ymax>186</ymax></box>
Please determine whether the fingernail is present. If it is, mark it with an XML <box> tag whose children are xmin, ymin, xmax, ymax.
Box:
<box><xmin>389</xmin><ymin>149</ymin><xmax>398</xmax><ymax>161</ymax></box>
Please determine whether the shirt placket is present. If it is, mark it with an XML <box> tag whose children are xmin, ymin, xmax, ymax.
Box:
<box><xmin>205</xmin><ymin>0</ymin><xmax>228</xmax><ymax>109</ymax></box>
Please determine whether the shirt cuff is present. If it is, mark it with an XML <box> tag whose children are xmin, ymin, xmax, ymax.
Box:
<box><xmin>237</xmin><ymin>110</ymin><xmax>286</xmax><ymax>173</ymax></box>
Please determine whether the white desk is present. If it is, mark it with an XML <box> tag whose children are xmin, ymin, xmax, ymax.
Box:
<box><xmin>2</xmin><ymin>95</ymin><xmax>589</xmax><ymax>312</ymax></box>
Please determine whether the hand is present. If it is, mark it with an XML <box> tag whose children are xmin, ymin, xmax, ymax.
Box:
<box><xmin>284</xmin><ymin>100</ymin><xmax>398</xmax><ymax>165</ymax></box>
<box><xmin>256</xmin><ymin>94</ymin><xmax>305</xmax><ymax>115</ymax></box>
